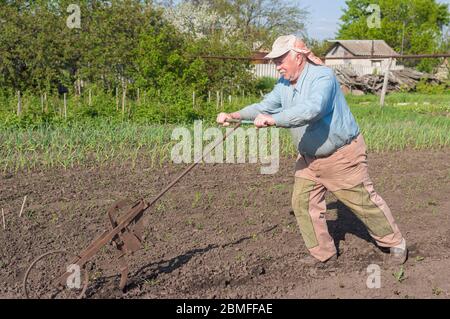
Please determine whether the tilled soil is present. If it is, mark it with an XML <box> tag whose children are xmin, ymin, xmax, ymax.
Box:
<box><xmin>0</xmin><ymin>149</ymin><xmax>449</xmax><ymax>299</ymax></box>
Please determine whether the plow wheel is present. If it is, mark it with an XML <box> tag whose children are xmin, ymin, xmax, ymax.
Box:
<box><xmin>23</xmin><ymin>250</ymin><xmax>89</xmax><ymax>299</ymax></box>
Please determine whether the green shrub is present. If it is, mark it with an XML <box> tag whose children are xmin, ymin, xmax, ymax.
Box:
<box><xmin>255</xmin><ymin>77</ymin><xmax>277</xmax><ymax>93</ymax></box>
<box><xmin>415</xmin><ymin>79</ymin><xmax>447</xmax><ymax>94</ymax></box>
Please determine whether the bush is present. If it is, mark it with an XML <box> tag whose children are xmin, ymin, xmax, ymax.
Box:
<box><xmin>415</xmin><ymin>79</ymin><xmax>447</xmax><ymax>94</ymax></box>
<box><xmin>255</xmin><ymin>77</ymin><xmax>277</xmax><ymax>93</ymax></box>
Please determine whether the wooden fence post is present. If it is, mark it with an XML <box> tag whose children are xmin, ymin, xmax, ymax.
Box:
<box><xmin>76</xmin><ymin>78</ymin><xmax>81</xmax><ymax>96</ymax></box>
<box><xmin>122</xmin><ymin>83</ymin><xmax>127</xmax><ymax>117</ymax></box>
<box><xmin>216</xmin><ymin>91</ymin><xmax>219</xmax><ymax>109</ymax></box>
<box><xmin>115</xmin><ymin>87</ymin><xmax>119</xmax><ymax>111</ymax></box>
<box><xmin>44</xmin><ymin>92</ymin><xmax>47</xmax><ymax>113</ymax></box>
<box><xmin>17</xmin><ymin>91</ymin><xmax>22</xmax><ymax>116</ymax></box>
<box><xmin>380</xmin><ymin>58</ymin><xmax>392</xmax><ymax>107</ymax></box>
<box><xmin>63</xmin><ymin>93</ymin><xmax>67</xmax><ymax>118</ymax></box>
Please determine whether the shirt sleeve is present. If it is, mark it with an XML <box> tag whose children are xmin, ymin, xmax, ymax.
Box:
<box><xmin>271</xmin><ymin>74</ymin><xmax>334</xmax><ymax>128</ymax></box>
<box><xmin>237</xmin><ymin>83</ymin><xmax>283</xmax><ymax>120</ymax></box>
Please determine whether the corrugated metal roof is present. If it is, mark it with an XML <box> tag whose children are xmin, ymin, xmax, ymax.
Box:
<box><xmin>326</xmin><ymin>40</ymin><xmax>399</xmax><ymax>57</ymax></box>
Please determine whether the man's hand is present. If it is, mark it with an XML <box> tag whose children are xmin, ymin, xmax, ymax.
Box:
<box><xmin>216</xmin><ymin>112</ymin><xmax>240</xmax><ymax>127</ymax></box>
<box><xmin>254</xmin><ymin>114</ymin><xmax>276</xmax><ymax>128</ymax></box>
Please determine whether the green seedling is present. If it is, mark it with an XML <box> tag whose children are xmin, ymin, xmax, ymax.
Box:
<box><xmin>51</xmin><ymin>212</ymin><xmax>59</xmax><ymax>224</ymax></box>
<box><xmin>192</xmin><ymin>191</ymin><xmax>202</xmax><ymax>208</ymax></box>
<box><xmin>432</xmin><ymin>287</ymin><xmax>443</xmax><ymax>296</ymax></box>
<box><xmin>392</xmin><ymin>266</ymin><xmax>407</xmax><ymax>283</ymax></box>
<box><xmin>25</xmin><ymin>210</ymin><xmax>35</xmax><ymax>220</ymax></box>
<box><xmin>144</xmin><ymin>279</ymin><xmax>160</xmax><ymax>286</ymax></box>
<box><xmin>206</xmin><ymin>192</ymin><xmax>214</xmax><ymax>206</ymax></box>
<box><xmin>272</xmin><ymin>184</ymin><xmax>286</xmax><ymax>191</ymax></box>
<box><xmin>155</xmin><ymin>201</ymin><xmax>166</xmax><ymax>213</ymax></box>
<box><xmin>415</xmin><ymin>256</ymin><xmax>425</xmax><ymax>262</ymax></box>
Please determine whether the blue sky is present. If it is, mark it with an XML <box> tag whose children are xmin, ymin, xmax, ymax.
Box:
<box><xmin>302</xmin><ymin>0</ymin><xmax>450</xmax><ymax>40</ymax></box>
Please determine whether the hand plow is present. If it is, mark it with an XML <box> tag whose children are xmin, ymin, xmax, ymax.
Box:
<box><xmin>23</xmin><ymin>120</ymin><xmax>251</xmax><ymax>298</ymax></box>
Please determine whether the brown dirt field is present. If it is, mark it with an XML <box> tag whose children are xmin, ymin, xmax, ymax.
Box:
<box><xmin>0</xmin><ymin>149</ymin><xmax>449</xmax><ymax>299</ymax></box>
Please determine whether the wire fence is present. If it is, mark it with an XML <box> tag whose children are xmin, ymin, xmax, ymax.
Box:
<box><xmin>246</xmin><ymin>53</ymin><xmax>449</xmax><ymax>79</ymax></box>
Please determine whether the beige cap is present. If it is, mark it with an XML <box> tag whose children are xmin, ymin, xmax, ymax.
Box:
<box><xmin>264</xmin><ymin>35</ymin><xmax>297</xmax><ymax>59</ymax></box>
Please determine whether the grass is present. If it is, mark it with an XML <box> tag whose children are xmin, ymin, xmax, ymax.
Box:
<box><xmin>192</xmin><ymin>191</ymin><xmax>202</xmax><ymax>208</ymax></box>
<box><xmin>0</xmin><ymin>120</ymin><xmax>177</xmax><ymax>172</ymax></box>
<box><xmin>0</xmin><ymin>92</ymin><xmax>449</xmax><ymax>172</ymax></box>
<box><xmin>352</xmin><ymin>105</ymin><xmax>450</xmax><ymax>152</ymax></box>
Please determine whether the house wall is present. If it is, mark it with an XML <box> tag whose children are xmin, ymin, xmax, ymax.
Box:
<box><xmin>251</xmin><ymin>44</ymin><xmax>403</xmax><ymax>78</ymax></box>
<box><xmin>325</xmin><ymin>45</ymin><xmax>349</xmax><ymax>65</ymax></box>
<box><xmin>325</xmin><ymin>44</ymin><xmax>401</xmax><ymax>75</ymax></box>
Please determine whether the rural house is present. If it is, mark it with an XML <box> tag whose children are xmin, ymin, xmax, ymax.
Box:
<box><xmin>324</xmin><ymin>40</ymin><xmax>403</xmax><ymax>76</ymax></box>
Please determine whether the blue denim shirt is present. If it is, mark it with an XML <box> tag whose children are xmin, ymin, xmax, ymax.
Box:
<box><xmin>238</xmin><ymin>63</ymin><xmax>360</xmax><ymax>157</ymax></box>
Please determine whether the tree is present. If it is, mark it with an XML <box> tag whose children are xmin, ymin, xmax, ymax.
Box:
<box><xmin>0</xmin><ymin>0</ymin><xmax>154</xmax><ymax>93</ymax></box>
<box><xmin>79</xmin><ymin>0</ymin><xmax>153</xmax><ymax>90</ymax></box>
<box><xmin>192</xmin><ymin>0</ymin><xmax>309</xmax><ymax>50</ymax></box>
<box><xmin>0</xmin><ymin>0</ymin><xmax>259</xmax><ymax>98</ymax></box>
<box><xmin>133</xmin><ymin>5</ymin><xmax>254</xmax><ymax>103</ymax></box>
<box><xmin>305</xmin><ymin>38</ymin><xmax>334</xmax><ymax>59</ymax></box>
<box><xmin>162</xmin><ymin>2</ymin><xmax>238</xmax><ymax>41</ymax></box>
<box><xmin>337</xmin><ymin>0</ymin><xmax>450</xmax><ymax>72</ymax></box>
<box><xmin>0</xmin><ymin>1</ymin><xmax>76</xmax><ymax>92</ymax></box>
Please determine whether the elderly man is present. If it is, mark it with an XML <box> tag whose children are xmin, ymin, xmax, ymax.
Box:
<box><xmin>217</xmin><ymin>35</ymin><xmax>407</xmax><ymax>266</ymax></box>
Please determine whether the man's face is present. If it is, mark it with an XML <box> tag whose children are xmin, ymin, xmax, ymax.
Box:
<box><xmin>273</xmin><ymin>51</ymin><xmax>304</xmax><ymax>82</ymax></box>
